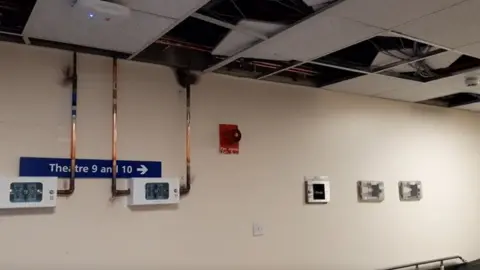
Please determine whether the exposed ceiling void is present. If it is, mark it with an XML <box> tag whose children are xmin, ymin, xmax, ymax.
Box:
<box><xmin>161</xmin><ymin>0</ymin><xmax>316</xmax><ymax>52</ymax></box>
<box><xmin>163</xmin><ymin>17</ymin><xmax>229</xmax><ymax>49</ymax></box>
<box><xmin>0</xmin><ymin>32</ymin><xmax>25</xmax><ymax>44</ymax></box>
<box><xmin>216</xmin><ymin>57</ymin><xmax>300</xmax><ymax>79</ymax></box>
<box><xmin>0</xmin><ymin>0</ymin><xmax>36</xmax><ymax>34</ymax></box>
<box><xmin>212</xmin><ymin>19</ymin><xmax>287</xmax><ymax>59</ymax></box>
<box><xmin>417</xmin><ymin>92</ymin><xmax>480</xmax><ymax>108</ymax></box>
<box><xmin>261</xmin><ymin>62</ymin><xmax>365</xmax><ymax>87</ymax></box>
<box><xmin>133</xmin><ymin>41</ymin><xmax>215</xmax><ymax>70</ymax></box>
<box><xmin>133</xmin><ymin>0</ymin><xmax>328</xmax><ymax>71</ymax></box>
<box><xmin>30</xmin><ymin>38</ymin><xmax>130</xmax><ymax>59</ymax></box>
<box><xmin>313</xmin><ymin>35</ymin><xmax>446</xmax><ymax>72</ymax></box>
<box><xmin>381</xmin><ymin>54</ymin><xmax>480</xmax><ymax>83</ymax></box>
<box><xmin>197</xmin><ymin>0</ymin><xmax>315</xmax><ymax>26</ymax></box>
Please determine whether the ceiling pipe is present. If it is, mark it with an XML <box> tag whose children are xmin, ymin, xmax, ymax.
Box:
<box><xmin>156</xmin><ymin>39</ymin><xmax>317</xmax><ymax>76</ymax></box>
<box><xmin>202</xmin><ymin>0</ymin><xmax>347</xmax><ymax>73</ymax></box>
<box><xmin>111</xmin><ymin>58</ymin><xmax>130</xmax><ymax>198</ymax></box>
<box><xmin>58</xmin><ymin>52</ymin><xmax>78</xmax><ymax>196</ymax></box>
<box><xmin>174</xmin><ymin>69</ymin><xmax>198</xmax><ymax>196</ymax></box>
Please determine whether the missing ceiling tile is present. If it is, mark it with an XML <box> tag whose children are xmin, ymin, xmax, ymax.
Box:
<box><xmin>418</xmin><ymin>92</ymin><xmax>480</xmax><ymax>108</ymax></box>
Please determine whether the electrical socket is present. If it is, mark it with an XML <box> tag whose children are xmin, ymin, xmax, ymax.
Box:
<box><xmin>252</xmin><ymin>222</ymin><xmax>264</xmax><ymax>237</ymax></box>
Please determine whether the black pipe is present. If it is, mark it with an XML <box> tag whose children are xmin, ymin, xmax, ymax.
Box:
<box><xmin>58</xmin><ymin>52</ymin><xmax>77</xmax><ymax>196</ymax></box>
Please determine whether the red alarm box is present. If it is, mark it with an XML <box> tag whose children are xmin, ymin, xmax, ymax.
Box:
<box><xmin>219</xmin><ymin>124</ymin><xmax>241</xmax><ymax>154</ymax></box>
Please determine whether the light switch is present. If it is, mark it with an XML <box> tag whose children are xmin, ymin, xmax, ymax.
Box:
<box><xmin>252</xmin><ymin>222</ymin><xmax>264</xmax><ymax>237</ymax></box>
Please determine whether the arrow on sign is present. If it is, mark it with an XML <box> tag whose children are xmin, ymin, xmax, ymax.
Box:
<box><xmin>137</xmin><ymin>164</ymin><xmax>148</xmax><ymax>175</ymax></box>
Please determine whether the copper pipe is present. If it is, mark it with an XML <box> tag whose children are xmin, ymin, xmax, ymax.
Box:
<box><xmin>58</xmin><ymin>52</ymin><xmax>77</xmax><ymax>196</ymax></box>
<box><xmin>160</xmin><ymin>37</ymin><xmax>213</xmax><ymax>50</ymax></box>
<box><xmin>180</xmin><ymin>83</ymin><xmax>191</xmax><ymax>196</ymax></box>
<box><xmin>156</xmin><ymin>39</ymin><xmax>317</xmax><ymax>76</ymax></box>
<box><xmin>250</xmin><ymin>61</ymin><xmax>317</xmax><ymax>75</ymax></box>
<box><xmin>157</xmin><ymin>40</ymin><xmax>211</xmax><ymax>53</ymax></box>
<box><xmin>111</xmin><ymin>58</ymin><xmax>130</xmax><ymax>197</ymax></box>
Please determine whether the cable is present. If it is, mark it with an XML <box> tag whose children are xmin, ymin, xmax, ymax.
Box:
<box><xmin>266</xmin><ymin>0</ymin><xmax>307</xmax><ymax>14</ymax></box>
<box><xmin>369</xmin><ymin>40</ymin><xmax>437</xmax><ymax>78</ymax></box>
<box><xmin>229</xmin><ymin>0</ymin><xmax>246</xmax><ymax>18</ymax></box>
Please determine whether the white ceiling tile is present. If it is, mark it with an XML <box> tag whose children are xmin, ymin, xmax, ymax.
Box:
<box><xmin>120</xmin><ymin>0</ymin><xmax>210</xmax><ymax>19</ymax></box>
<box><xmin>375</xmin><ymin>83</ymin><xmax>461</xmax><ymax>102</ymax></box>
<box><xmin>455</xmin><ymin>102</ymin><xmax>480</xmax><ymax>111</ymax></box>
<box><xmin>304</xmin><ymin>0</ymin><xmax>334</xmax><ymax>9</ymax></box>
<box><xmin>249</xmin><ymin>15</ymin><xmax>382</xmax><ymax>61</ymax></box>
<box><xmin>395</xmin><ymin>0</ymin><xmax>480</xmax><ymax>48</ymax></box>
<box><xmin>212</xmin><ymin>31</ymin><xmax>253</xmax><ymax>56</ymax></box>
<box><xmin>387</xmin><ymin>51</ymin><xmax>461</xmax><ymax>73</ymax></box>
<box><xmin>24</xmin><ymin>0</ymin><xmax>175</xmax><ymax>53</ymax></box>
<box><xmin>427</xmin><ymin>69</ymin><xmax>480</xmax><ymax>92</ymax></box>
<box><xmin>212</xmin><ymin>20</ymin><xmax>286</xmax><ymax>58</ymax></box>
<box><xmin>324</xmin><ymin>74</ymin><xmax>422</xmax><ymax>95</ymax></box>
<box><xmin>457</xmin><ymin>42</ymin><xmax>480</xmax><ymax>58</ymax></box>
<box><xmin>324</xmin><ymin>0</ymin><xmax>465</xmax><ymax>29</ymax></box>
<box><xmin>423</xmin><ymin>51</ymin><xmax>460</xmax><ymax>69</ymax></box>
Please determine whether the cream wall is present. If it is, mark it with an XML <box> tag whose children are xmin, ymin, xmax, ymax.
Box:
<box><xmin>0</xmin><ymin>42</ymin><xmax>479</xmax><ymax>270</ymax></box>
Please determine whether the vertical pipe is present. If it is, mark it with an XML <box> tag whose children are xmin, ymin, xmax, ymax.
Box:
<box><xmin>111</xmin><ymin>58</ymin><xmax>129</xmax><ymax>197</ymax></box>
<box><xmin>180</xmin><ymin>83</ymin><xmax>191</xmax><ymax>196</ymax></box>
<box><xmin>111</xmin><ymin>57</ymin><xmax>118</xmax><ymax>196</ymax></box>
<box><xmin>58</xmin><ymin>52</ymin><xmax>77</xmax><ymax>196</ymax></box>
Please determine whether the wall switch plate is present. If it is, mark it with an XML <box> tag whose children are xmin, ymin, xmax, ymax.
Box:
<box><xmin>252</xmin><ymin>222</ymin><xmax>264</xmax><ymax>237</ymax></box>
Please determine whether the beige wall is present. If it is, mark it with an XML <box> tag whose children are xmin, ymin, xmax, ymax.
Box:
<box><xmin>0</xmin><ymin>42</ymin><xmax>479</xmax><ymax>270</ymax></box>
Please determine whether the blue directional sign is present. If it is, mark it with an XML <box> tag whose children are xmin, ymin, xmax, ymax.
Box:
<box><xmin>19</xmin><ymin>157</ymin><xmax>162</xmax><ymax>178</ymax></box>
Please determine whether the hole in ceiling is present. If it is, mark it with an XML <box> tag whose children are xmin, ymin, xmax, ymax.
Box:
<box><xmin>164</xmin><ymin>17</ymin><xmax>229</xmax><ymax>49</ymax></box>
<box><xmin>262</xmin><ymin>62</ymin><xmax>365</xmax><ymax>87</ymax></box>
<box><xmin>314</xmin><ymin>35</ymin><xmax>440</xmax><ymax>71</ymax></box>
<box><xmin>417</xmin><ymin>92</ymin><xmax>480</xmax><ymax>108</ymax></box>
<box><xmin>133</xmin><ymin>42</ymin><xmax>215</xmax><ymax>70</ymax></box>
<box><xmin>216</xmin><ymin>58</ymin><xmax>299</xmax><ymax>79</ymax></box>
<box><xmin>0</xmin><ymin>0</ymin><xmax>36</xmax><ymax>34</ymax></box>
<box><xmin>263</xmin><ymin>70</ymin><xmax>317</xmax><ymax>87</ymax></box>
<box><xmin>30</xmin><ymin>38</ymin><xmax>130</xmax><ymax>59</ymax></box>
<box><xmin>381</xmin><ymin>54</ymin><xmax>480</xmax><ymax>82</ymax></box>
<box><xmin>162</xmin><ymin>0</ymin><xmax>317</xmax><ymax>54</ymax></box>
<box><xmin>198</xmin><ymin>0</ymin><xmax>315</xmax><ymax>26</ymax></box>
<box><xmin>315</xmin><ymin>33</ymin><xmax>480</xmax><ymax>84</ymax></box>
<box><xmin>133</xmin><ymin>0</ymin><xmax>347</xmax><ymax>83</ymax></box>
<box><xmin>0</xmin><ymin>32</ymin><xmax>24</xmax><ymax>44</ymax></box>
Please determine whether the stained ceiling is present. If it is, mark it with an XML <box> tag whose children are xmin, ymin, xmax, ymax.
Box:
<box><xmin>2</xmin><ymin>0</ymin><xmax>480</xmax><ymax>111</ymax></box>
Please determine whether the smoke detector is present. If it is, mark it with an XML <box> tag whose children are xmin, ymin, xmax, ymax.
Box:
<box><xmin>73</xmin><ymin>0</ymin><xmax>131</xmax><ymax>22</ymax></box>
<box><xmin>465</xmin><ymin>76</ymin><xmax>479</xmax><ymax>87</ymax></box>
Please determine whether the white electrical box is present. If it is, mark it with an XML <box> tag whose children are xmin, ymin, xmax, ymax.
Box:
<box><xmin>357</xmin><ymin>181</ymin><xmax>385</xmax><ymax>202</ymax></box>
<box><xmin>0</xmin><ymin>177</ymin><xmax>57</xmax><ymax>209</ymax></box>
<box><xmin>128</xmin><ymin>177</ymin><xmax>180</xmax><ymax>206</ymax></box>
<box><xmin>305</xmin><ymin>176</ymin><xmax>330</xmax><ymax>204</ymax></box>
<box><xmin>399</xmin><ymin>181</ymin><xmax>422</xmax><ymax>201</ymax></box>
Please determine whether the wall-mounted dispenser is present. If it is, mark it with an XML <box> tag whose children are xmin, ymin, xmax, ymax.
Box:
<box><xmin>0</xmin><ymin>177</ymin><xmax>57</xmax><ymax>209</ymax></box>
<box><xmin>128</xmin><ymin>178</ymin><xmax>180</xmax><ymax>206</ymax></box>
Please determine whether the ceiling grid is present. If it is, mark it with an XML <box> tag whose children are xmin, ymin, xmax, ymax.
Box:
<box><xmin>0</xmin><ymin>0</ymin><xmax>480</xmax><ymax>110</ymax></box>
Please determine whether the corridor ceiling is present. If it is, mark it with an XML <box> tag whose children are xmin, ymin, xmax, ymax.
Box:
<box><xmin>3</xmin><ymin>0</ymin><xmax>480</xmax><ymax>110</ymax></box>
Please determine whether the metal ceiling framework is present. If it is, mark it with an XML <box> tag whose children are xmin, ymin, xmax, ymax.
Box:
<box><xmin>199</xmin><ymin>18</ymin><xmax>478</xmax><ymax>85</ymax></box>
<box><xmin>201</xmin><ymin>0</ymin><xmax>348</xmax><ymax>73</ymax></box>
<box><xmin>1</xmin><ymin>0</ymin><xmax>480</xmax><ymax>109</ymax></box>
<box><xmin>151</xmin><ymin>0</ymin><xmax>480</xmax><ymax>96</ymax></box>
